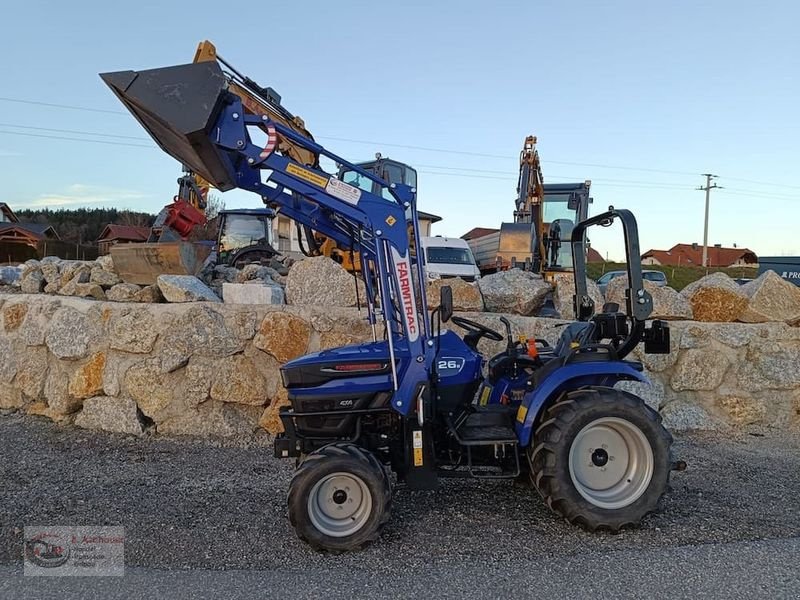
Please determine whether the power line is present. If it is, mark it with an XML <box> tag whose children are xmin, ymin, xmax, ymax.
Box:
<box><xmin>416</xmin><ymin>163</ymin><xmax>694</xmax><ymax>188</ymax></box>
<box><xmin>720</xmin><ymin>175</ymin><xmax>800</xmax><ymax>190</ymax></box>
<box><xmin>0</xmin><ymin>96</ymin><xmax>719</xmax><ymax>178</ymax></box>
<box><xmin>0</xmin><ymin>127</ymin><xmax>793</xmax><ymax>198</ymax></box>
<box><xmin>0</xmin><ymin>96</ymin><xmax>127</xmax><ymax>115</ymax></box>
<box><xmin>0</xmin><ymin>122</ymin><xmax>152</xmax><ymax>141</ymax></box>
<box><xmin>0</xmin><ymin>110</ymin><xmax>798</xmax><ymax>201</ymax></box>
<box><xmin>0</xmin><ymin>129</ymin><xmax>153</xmax><ymax>148</ymax></box>
<box><xmin>3</xmin><ymin>95</ymin><xmax>800</xmax><ymax>191</ymax></box>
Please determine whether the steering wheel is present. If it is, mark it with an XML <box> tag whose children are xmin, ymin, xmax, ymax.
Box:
<box><xmin>450</xmin><ymin>316</ymin><xmax>504</xmax><ymax>342</ymax></box>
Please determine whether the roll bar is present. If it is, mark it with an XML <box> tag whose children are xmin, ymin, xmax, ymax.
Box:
<box><xmin>570</xmin><ymin>208</ymin><xmax>669</xmax><ymax>360</ymax></box>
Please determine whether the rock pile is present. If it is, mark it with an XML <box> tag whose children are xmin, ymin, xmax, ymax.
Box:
<box><xmin>285</xmin><ymin>256</ymin><xmax>366</xmax><ymax>307</ymax></box>
<box><xmin>16</xmin><ymin>257</ymin><xmax>167</xmax><ymax>303</ymax></box>
<box><xmin>738</xmin><ymin>270</ymin><xmax>800</xmax><ymax>323</ymax></box>
<box><xmin>10</xmin><ymin>252</ymin><xmax>800</xmax><ymax>325</ymax></box>
<box><xmin>426</xmin><ymin>278</ymin><xmax>484</xmax><ymax>312</ymax></box>
<box><xmin>11</xmin><ymin>254</ymin><xmax>296</xmax><ymax>306</ymax></box>
<box><xmin>0</xmin><ymin>266</ymin><xmax>21</xmax><ymax>285</ymax></box>
<box><xmin>477</xmin><ymin>270</ymin><xmax>551</xmax><ymax>316</ymax></box>
<box><xmin>680</xmin><ymin>272</ymin><xmax>748</xmax><ymax>322</ymax></box>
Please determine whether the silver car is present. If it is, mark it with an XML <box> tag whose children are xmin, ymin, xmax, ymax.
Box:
<box><xmin>597</xmin><ymin>269</ymin><xmax>667</xmax><ymax>295</ymax></box>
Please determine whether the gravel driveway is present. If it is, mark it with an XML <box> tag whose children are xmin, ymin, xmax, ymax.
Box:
<box><xmin>1</xmin><ymin>412</ymin><xmax>799</xmax><ymax>598</ymax></box>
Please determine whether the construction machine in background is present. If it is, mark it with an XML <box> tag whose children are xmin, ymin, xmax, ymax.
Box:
<box><xmin>466</xmin><ymin>136</ymin><xmax>592</xmax><ymax>280</ymax></box>
<box><xmin>110</xmin><ymin>166</ymin><xmax>280</xmax><ymax>284</ymax></box>
<box><xmin>298</xmin><ymin>154</ymin><xmax>418</xmax><ymax>272</ymax></box>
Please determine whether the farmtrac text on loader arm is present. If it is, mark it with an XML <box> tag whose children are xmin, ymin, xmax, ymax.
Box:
<box><xmin>101</xmin><ymin>47</ymin><xmax>682</xmax><ymax>554</ymax></box>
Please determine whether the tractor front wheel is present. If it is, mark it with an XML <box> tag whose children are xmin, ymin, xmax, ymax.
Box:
<box><xmin>288</xmin><ymin>443</ymin><xmax>391</xmax><ymax>552</ymax></box>
<box><xmin>529</xmin><ymin>387</ymin><xmax>672</xmax><ymax>531</ymax></box>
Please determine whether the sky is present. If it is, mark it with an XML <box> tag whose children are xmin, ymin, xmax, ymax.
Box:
<box><xmin>0</xmin><ymin>0</ymin><xmax>798</xmax><ymax>260</ymax></box>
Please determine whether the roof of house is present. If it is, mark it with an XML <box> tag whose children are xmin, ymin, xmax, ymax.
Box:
<box><xmin>417</xmin><ymin>211</ymin><xmax>442</xmax><ymax>223</ymax></box>
<box><xmin>642</xmin><ymin>243</ymin><xmax>757</xmax><ymax>267</ymax></box>
<box><xmin>96</xmin><ymin>224</ymin><xmax>151</xmax><ymax>243</ymax></box>
<box><xmin>0</xmin><ymin>203</ymin><xmax>19</xmax><ymax>223</ymax></box>
<box><xmin>587</xmin><ymin>247</ymin><xmax>605</xmax><ymax>263</ymax></box>
<box><xmin>0</xmin><ymin>222</ymin><xmax>60</xmax><ymax>241</ymax></box>
<box><xmin>461</xmin><ymin>227</ymin><xmax>500</xmax><ymax>241</ymax></box>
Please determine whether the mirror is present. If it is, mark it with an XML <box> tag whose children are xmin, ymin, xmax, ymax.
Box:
<box><xmin>440</xmin><ymin>285</ymin><xmax>454</xmax><ymax>323</ymax></box>
<box><xmin>567</xmin><ymin>191</ymin><xmax>579</xmax><ymax>210</ymax></box>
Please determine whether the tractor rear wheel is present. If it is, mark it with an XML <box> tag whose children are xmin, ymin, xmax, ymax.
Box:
<box><xmin>288</xmin><ymin>443</ymin><xmax>391</xmax><ymax>552</ymax></box>
<box><xmin>528</xmin><ymin>387</ymin><xmax>672</xmax><ymax>531</ymax></box>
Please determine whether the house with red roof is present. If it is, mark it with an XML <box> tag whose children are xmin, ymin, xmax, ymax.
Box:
<box><xmin>96</xmin><ymin>224</ymin><xmax>151</xmax><ymax>255</ymax></box>
<box><xmin>641</xmin><ymin>243</ymin><xmax>757</xmax><ymax>268</ymax></box>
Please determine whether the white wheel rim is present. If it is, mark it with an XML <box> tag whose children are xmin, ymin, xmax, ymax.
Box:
<box><xmin>568</xmin><ymin>417</ymin><xmax>654</xmax><ymax>510</ymax></box>
<box><xmin>307</xmin><ymin>472</ymin><xmax>373</xmax><ymax>537</ymax></box>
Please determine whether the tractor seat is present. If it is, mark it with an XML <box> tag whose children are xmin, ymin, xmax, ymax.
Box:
<box><xmin>528</xmin><ymin>335</ymin><xmax>618</xmax><ymax>390</ymax></box>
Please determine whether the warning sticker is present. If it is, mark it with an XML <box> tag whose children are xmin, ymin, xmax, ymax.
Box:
<box><xmin>286</xmin><ymin>163</ymin><xmax>329</xmax><ymax>189</ymax></box>
<box><xmin>325</xmin><ymin>177</ymin><xmax>362</xmax><ymax>205</ymax></box>
<box><xmin>413</xmin><ymin>430</ymin><xmax>423</xmax><ymax>467</ymax></box>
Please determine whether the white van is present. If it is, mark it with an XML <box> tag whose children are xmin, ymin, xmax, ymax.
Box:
<box><xmin>421</xmin><ymin>236</ymin><xmax>481</xmax><ymax>283</ymax></box>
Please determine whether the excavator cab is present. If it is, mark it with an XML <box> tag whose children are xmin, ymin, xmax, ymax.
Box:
<box><xmin>539</xmin><ymin>182</ymin><xmax>592</xmax><ymax>272</ymax></box>
<box><xmin>338</xmin><ymin>155</ymin><xmax>417</xmax><ymax>199</ymax></box>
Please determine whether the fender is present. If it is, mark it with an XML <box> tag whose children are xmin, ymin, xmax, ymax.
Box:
<box><xmin>514</xmin><ymin>361</ymin><xmax>647</xmax><ymax>447</ymax></box>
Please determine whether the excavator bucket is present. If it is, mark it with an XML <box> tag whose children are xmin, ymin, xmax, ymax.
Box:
<box><xmin>496</xmin><ymin>222</ymin><xmax>534</xmax><ymax>268</ymax></box>
<box><xmin>100</xmin><ymin>61</ymin><xmax>237</xmax><ymax>191</ymax></box>
<box><xmin>110</xmin><ymin>242</ymin><xmax>212</xmax><ymax>286</ymax></box>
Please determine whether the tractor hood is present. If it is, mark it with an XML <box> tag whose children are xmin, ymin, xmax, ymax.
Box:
<box><xmin>280</xmin><ymin>339</ymin><xmax>407</xmax><ymax>389</ymax></box>
<box><xmin>280</xmin><ymin>330</ymin><xmax>479</xmax><ymax>390</ymax></box>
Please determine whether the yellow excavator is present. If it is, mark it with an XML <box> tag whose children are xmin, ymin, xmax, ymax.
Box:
<box><xmin>466</xmin><ymin>135</ymin><xmax>592</xmax><ymax>282</ymax></box>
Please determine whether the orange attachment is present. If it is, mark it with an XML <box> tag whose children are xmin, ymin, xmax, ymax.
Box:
<box><xmin>527</xmin><ymin>338</ymin><xmax>539</xmax><ymax>359</ymax></box>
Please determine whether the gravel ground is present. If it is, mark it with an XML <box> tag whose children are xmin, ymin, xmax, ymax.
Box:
<box><xmin>1</xmin><ymin>412</ymin><xmax>799</xmax><ymax>597</ymax></box>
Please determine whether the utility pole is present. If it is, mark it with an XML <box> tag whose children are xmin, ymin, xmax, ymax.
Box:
<box><xmin>697</xmin><ymin>174</ymin><xmax>722</xmax><ymax>267</ymax></box>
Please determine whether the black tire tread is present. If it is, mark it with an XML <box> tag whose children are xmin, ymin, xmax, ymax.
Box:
<box><xmin>528</xmin><ymin>386</ymin><xmax>672</xmax><ymax>532</ymax></box>
<box><xmin>288</xmin><ymin>442</ymin><xmax>391</xmax><ymax>552</ymax></box>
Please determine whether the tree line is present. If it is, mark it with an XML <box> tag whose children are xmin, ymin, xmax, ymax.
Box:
<box><xmin>15</xmin><ymin>208</ymin><xmax>155</xmax><ymax>244</ymax></box>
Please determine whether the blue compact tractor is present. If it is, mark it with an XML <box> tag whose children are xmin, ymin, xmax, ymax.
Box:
<box><xmin>102</xmin><ymin>41</ymin><xmax>680</xmax><ymax>552</ymax></box>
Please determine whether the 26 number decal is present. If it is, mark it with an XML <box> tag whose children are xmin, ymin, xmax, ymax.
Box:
<box><xmin>437</xmin><ymin>357</ymin><xmax>465</xmax><ymax>375</ymax></box>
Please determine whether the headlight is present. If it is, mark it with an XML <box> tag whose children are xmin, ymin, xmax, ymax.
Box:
<box><xmin>427</xmin><ymin>271</ymin><xmax>440</xmax><ymax>280</ymax></box>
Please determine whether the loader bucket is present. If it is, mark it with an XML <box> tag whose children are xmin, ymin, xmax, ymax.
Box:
<box><xmin>100</xmin><ymin>61</ymin><xmax>237</xmax><ymax>191</ymax></box>
<box><xmin>110</xmin><ymin>242</ymin><xmax>212</xmax><ymax>286</ymax></box>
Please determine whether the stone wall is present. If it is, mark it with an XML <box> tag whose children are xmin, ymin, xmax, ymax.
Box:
<box><xmin>1</xmin><ymin>293</ymin><xmax>798</xmax><ymax>437</ymax></box>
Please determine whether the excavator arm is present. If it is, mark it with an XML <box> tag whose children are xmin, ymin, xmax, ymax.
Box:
<box><xmin>514</xmin><ymin>135</ymin><xmax>545</xmax><ymax>270</ymax></box>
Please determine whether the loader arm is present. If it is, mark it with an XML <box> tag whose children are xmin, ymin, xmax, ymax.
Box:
<box><xmin>100</xmin><ymin>59</ymin><xmax>431</xmax><ymax>416</ymax></box>
<box><xmin>193</xmin><ymin>40</ymin><xmax>318</xmax><ymax>168</ymax></box>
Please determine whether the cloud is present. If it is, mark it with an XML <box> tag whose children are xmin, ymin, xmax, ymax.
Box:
<box><xmin>17</xmin><ymin>184</ymin><xmax>149</xmax><ymax>209</ymax></box>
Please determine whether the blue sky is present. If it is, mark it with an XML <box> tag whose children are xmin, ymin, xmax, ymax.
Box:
<box><xmin>1</xmin><ymin>0</ymin><xmax>798</xmax><ymax>259</ymax></box>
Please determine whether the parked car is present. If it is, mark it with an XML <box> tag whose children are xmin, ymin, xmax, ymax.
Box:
<box><xmin>421</xmin><ymin>236</ymin><xmax>481</xmax><ymax>283</ymax></box>
<box><xmin>597</xmin><ymin>269</ymin><xmax>667</xmax><ymax>295</ymax></box>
